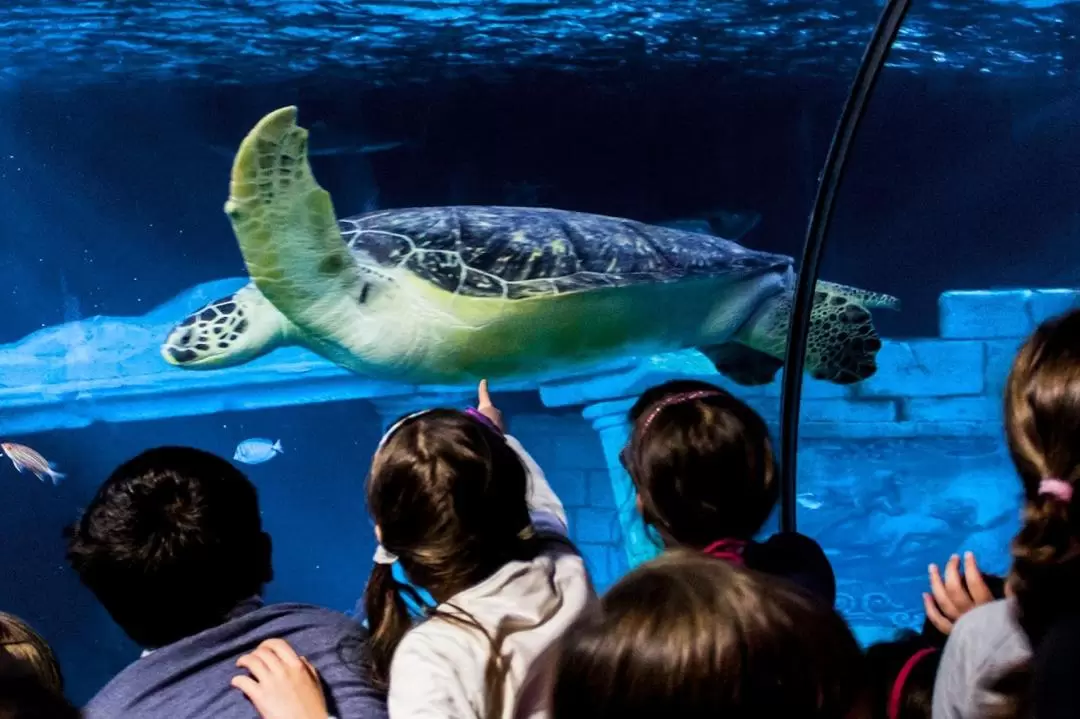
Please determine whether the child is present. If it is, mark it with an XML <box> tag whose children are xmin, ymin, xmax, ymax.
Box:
<box><xmin>362</xmin><ymin>381</ymin><xmax>595</xmax><ymax>719</ymax></box>
<box><xmin>971</xmin><ymin>308</ymin><xmax>1080</xmax><ymax>718</ymax></box>
<box><xmin>621</xmin><ymin>379</ymin><xmax>836</xmax><ymax>603</ymax></box>
<box><xmin>65</xmin><ymin>446</ymin><xmax>385</xmax><ymax>719</ymax></box>
<box><xmin>0</xmin><ymin>612</ymin><xmax>64</xmax><ymax>695</ymax></box>
<box><xmin>866</xmin><ymin>632</ymin><xmax>940</xmax><ymax>719</ymax></box>
<box><xmin>551</xmin><ymin>550</ymin><xmax>865</xmax><ymax>718</ymax></box>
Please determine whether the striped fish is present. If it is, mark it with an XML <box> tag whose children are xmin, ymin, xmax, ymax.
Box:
<box><xmin>1</xmin><ymin>443</ymin><xmax>65</xmax><ymax>485</ymax></box>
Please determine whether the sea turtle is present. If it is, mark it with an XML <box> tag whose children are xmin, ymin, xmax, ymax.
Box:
<box><xmin>161</xmin><ymin>106</ymin><xmax>899</xmax><ymax>386</ymax></box>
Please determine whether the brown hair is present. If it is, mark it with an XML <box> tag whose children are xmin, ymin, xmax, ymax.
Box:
<box><xmin>0</xmin><ymin>613</ymin><xmax>62</xmax><ymax>695</ymax></box>
<box><xmin>624</xmin><ymin>380</ymin><xmax>778</xmax><ymax>548</ymax></box>
<box><xmin>552</xmin><ymin>549</ymin><xmax>866</xmax><ymax>719</ymax></box>
<box><xmin>985</xmin><ymin>308</ymin><xmax>1080</xmax><ymax>718</ymax></box>
<box><xmin>363</xmin><ymin>409</ymin><xmax>562</xmax><ymax>719</ymax></box>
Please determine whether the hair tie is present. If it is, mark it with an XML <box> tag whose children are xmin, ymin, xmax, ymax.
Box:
<box><xmin>1039</xmin><ymin>478</ymin><xmax>1073</xmax><ymax>503</ymax></box>
<box><xmin>703</xmin><ymin>539</ymin><xmax>747</xmax><ymax>566</ymax></box>
<box><xmin>638</xmin><ymin>390</ymin><xmax>725</xmax><ymax>438</ymax></box>
<box><xmin>373</xmin><ymin>544</ymin><xmax>399</xmax><ymax>565</ymax></box>
<box><xmin>464</xmin><ymin>407</ymin><xmax>504</xmax><ymax>436</ymax></box>
<box><xmin>887</xmin><ymin>648</ymin><xmax>936</xmax><ymax>719</ymax></box>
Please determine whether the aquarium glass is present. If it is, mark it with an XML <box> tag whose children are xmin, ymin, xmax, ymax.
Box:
<box><xmin>1</xmin><ymin>0</ymin><xmax>1076</xmax><ymax>705</ymax></box>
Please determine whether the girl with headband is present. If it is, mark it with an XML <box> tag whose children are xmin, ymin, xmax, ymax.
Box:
<box><xmin>621</xmin><ymin>379</ymin><xmax>836</xmax><ymax>603</ymax></box>
<box><xmin>360</xmin><ymin>380</ymin><xmax>596</xmax><ymax>719</ymax></box>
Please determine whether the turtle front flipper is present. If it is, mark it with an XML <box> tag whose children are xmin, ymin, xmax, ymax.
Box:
<box><xmin>223</xmin><ymin>106</ymin><xmax>365</xmax><ymax>330</ymax></box>
<box><xmin>737</xmin><ymin>281</ymin><xmax>900</xmax><ymax>386</ymax></box>
<box><xmin>161</xmin><ymin>283</ymin><xmax>296</xmax><ymax>368</ymax></box>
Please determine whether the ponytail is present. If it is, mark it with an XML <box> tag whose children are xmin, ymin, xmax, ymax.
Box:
<box><xmin>986</xmin><ymin>485</ymin><xmax>1080</xmax><ymax>716</ymax></box>
<box><xmin>364</xmin><ymin>562</ymin><xmax>417</xmax><ymax>690</ymax></box>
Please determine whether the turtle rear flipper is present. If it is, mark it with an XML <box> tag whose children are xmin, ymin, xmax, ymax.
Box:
<box><xmin>700</xmin><ymin>343</ymin><xmax>783</xmax><ymax>386</ymax></box>
<box><xmin>738</xmin><ymin>281</ymin><xmax>899</xmax><ymax>386</ymax></box>
<box><xmin>161</xmin><ymin>284</ymin><xmax>294</xmax><ymax>368</ymax></box>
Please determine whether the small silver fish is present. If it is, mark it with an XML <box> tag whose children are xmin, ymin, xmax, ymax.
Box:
<box><xmin>233</xmin><ymin>439</ymin><xmax>284</xmax><ymax>465</ymax></box>
<box><xmin>796</xmin><ymin>492</ymin><xmax>823</xmax><ymax>510</ymax></box>
<box><xmin>0</xmin><ymin>442</ymin><xmax>65</xmax><ymax>485</ymax></box>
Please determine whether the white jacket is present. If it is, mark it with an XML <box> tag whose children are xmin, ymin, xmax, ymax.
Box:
<box><xmin>386</xmin><ymin>436</ymin><xmax>597</xmax><ymax>719</ymax></box>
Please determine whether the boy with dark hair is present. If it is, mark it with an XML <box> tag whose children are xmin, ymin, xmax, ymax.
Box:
<box><xmin>66</xmin><ymin>446</ymin><xmax>386</xmax><ymax>719</ymax></box>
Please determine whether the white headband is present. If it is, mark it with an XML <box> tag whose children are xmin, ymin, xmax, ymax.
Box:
<box><xmin>371</xmin><ymin>409</ymin><xmax>434</xmax><ymax>565</ymax></box>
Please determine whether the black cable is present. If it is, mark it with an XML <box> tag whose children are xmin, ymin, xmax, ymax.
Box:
<box><xmin>778</xmin><ymin>0</ymin><xmax>913</xmax><ymax>533</ymax></box>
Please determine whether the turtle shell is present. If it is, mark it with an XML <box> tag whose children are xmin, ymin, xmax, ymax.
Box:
<box><xmin>338</xmin><ymin>206</ymin><xmax>791</xmax><ymax>300</ymax></box>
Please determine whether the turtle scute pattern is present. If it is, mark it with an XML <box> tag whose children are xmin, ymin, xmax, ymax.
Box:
<box><xmin>164</xmin><ymin>294</ymin><xmax>250</xmax><ymax>363</ymax></box>
<box><xmin>337</xmin><ymin>206</ymin><xmax>791</xmax><ymax>300</ymax></box>
<box><xmin>808</xmin><ymin>290</ymin><xmax>883</xmax><ymax>384</ymax></box>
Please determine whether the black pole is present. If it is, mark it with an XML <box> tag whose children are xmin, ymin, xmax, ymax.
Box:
<box><xmin>778</xmin><ymin>0</ymin><xmax>913</xmax><ymax>534</ymax></box>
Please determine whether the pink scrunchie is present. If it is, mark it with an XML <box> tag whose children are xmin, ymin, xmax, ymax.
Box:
<box><xmin>1039</xmin><ymin>478</ymin><xmax>1073</xmax><ymax>503</ymax></box>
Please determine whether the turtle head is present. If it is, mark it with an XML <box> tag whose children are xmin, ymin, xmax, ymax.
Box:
<box><xmin>805</xmin><ymin>281</ymin><xmax>900</xmax><ymax>385</ymax></box>
<box><xmin>738</xmin><ymin>280</ymin><xmax>900</xmax><ymax>386</ymax></box>
<box><xmin>161</xmin><ymin>284</ymin><xmax>292</xmax><ymax>369</ymax></box>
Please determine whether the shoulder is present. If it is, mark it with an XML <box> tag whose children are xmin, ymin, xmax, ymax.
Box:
<box><xmin>749</xmin><ymin>532</ymin><xmax>836</xmax><ymax>604</ymax></box>
<box><xmin>950</xmin><ymin>598</ymin><xmax>1028</xmax><ymax>664</ymax></box>
<box><xmin>936</xmin><ymin>599</ymin><xmax>1029</xmax><ymax>702</ymax></box>
<box><xmin>1032</xmin><ymin>614</ymin><xmax>1080</xmax><ymax>716</ymax></box>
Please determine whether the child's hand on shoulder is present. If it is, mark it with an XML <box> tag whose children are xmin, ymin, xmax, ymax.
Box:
<box><xmin>232</xmin><ymin>639</ymin><xmax>330</xmax><ymax>719</ymax></box>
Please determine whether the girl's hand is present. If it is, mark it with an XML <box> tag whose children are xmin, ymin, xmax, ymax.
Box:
<box><xmin>922</xmin><ymin>551</ymin><xmax>995</xmax><ymax>634</ymax></box>
<box><xmin>231</xmin><ymin>639</ymin><xmax>329</xmax><ymax>719</ymax></box>
<box><xmin>476</xmin><ymin>379</ymin><xmax>505</xmax><ymax>432</ymax></box>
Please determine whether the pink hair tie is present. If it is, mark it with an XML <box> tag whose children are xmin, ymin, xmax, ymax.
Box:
<box><xmin>1039</xmin><ymin>478</ymin><xmax>1073</xmax><ymax>503</ymax></box>
<box><xmin>887</xmin><ymin>648</ymin><xmax>936</xmax><ymax>719</ymax></box>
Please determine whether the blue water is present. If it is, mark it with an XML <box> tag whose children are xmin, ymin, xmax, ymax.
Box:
<box><xmin>1</xmin><ymin>0</ymin><xmax>1078</xmax><ymax>706</ymax></box>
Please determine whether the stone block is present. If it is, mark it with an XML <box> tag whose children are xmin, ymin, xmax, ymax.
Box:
<box><xmin>1029</xmin><ymin>289</ymin><xmax>1080</xmax><ymax>324</ymax></box>
<box><xmin>571</xmin><ymin>507</ymin><xmax>623</xmax><ymax>545</ymax></box>
<box><xmin>904</xmin><ymin>396</ymin><xmax>1002</xmax><ymax>423</ymax></box>
<box><xmin>797</xmin><ymin>420</ymin><xmax>998</xmax><ymax>439</ymax></box>
<box><xmin>587</xmin><ymin>469</ymin><xmax>620</xmax><ymax>510</ymax></box>
<box><xmin>578</xmin><ymin>543</ymin><xmax>627</xmax><ymax>591</ymax></box>
<box><xmin>856</xmin><ymin>340</ymin><xmax>984</xmax><ymax>397</ymax></box>
<box><xmin>800</xmin><ymin>398</ymin><xmax>898</xmax><ymax>423</ymax></box>
<box><xmin>984</xmin><ymin>338</ymin><xmax>1025</xmax><ymax>397</ymax></box>
<box><xmin>553</xmin><ymin>432</ymin><xmax>608</xmax><ymax>470</ymax></box>
<box><xmin>939</xmin><ymin>290</ymin><xmax>1032</xmax><ymax>339</ymax></box>
<box><xmin>799</xmin><ymin>421</ymin><xmax>917</xmax><ymax>440</ymax></box>
<box><xmin>550</xmin><ymin>469</ymin><xmax>589</xmax><ymax>508</ymax></box>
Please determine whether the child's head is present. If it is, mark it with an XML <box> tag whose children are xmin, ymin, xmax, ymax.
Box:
<box><xmin>65</xmin><ymin>446</ymin><xmax>272</xmax><ymax>649</ymax></box>
<box><xmin>0</xmin><ymin>672</ymin><xmax>79</xmax><ymax>719</ymax></box>
<box><xmin>552</xmin><ymin>550</ymin><xmax>865</xmax><ymax>719</ymax></box>
<box><xmin>0</xmin><ymin>614</ymin><xmax>62</xmax><ymax>695</ymax></box>
<box><xmin>363</xmin><ymin>409</ymin><xmax>541</xmax><ymax>689</ymax></box>
<box><xmin>864</xmin><ymin>632</ymin><xmax>940</xmax><ymax>719</ymax></box>
<box><xmin>1003</xmin><ymin>308</ymin><xmax>1080</xmax><ymax>645</ymax></box>
<box><xmin>624</xmin><ymin>380</ymin><xmax>778</xmax><ymax>548</ymax></box>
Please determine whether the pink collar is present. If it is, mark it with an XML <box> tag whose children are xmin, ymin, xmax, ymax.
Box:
<box><xmin>888</xmin><ymin>648</ymin><xmax>936</xmax><ymax>719</ymax></box>
<box><xmin>703</xmin><ymin>539</ymin><xmax>747</xmax><ymax>566</ymax></box>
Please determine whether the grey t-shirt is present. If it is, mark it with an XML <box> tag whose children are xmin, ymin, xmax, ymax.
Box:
<box><xmin>932</xmin><ymin>598</ymin><xmax>1030</xmax><ymax>719</ymax></box>
<box><xmin>84</xmin><ymin>599</ymin><xmax>387</xmax><ymax>719</ymax></box>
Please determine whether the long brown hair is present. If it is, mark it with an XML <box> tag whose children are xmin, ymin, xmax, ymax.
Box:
<box><xmin>363</xmin><ymin>409</ymin><xmax>559</xmax><ymax>718</ymax></box>
<box><xmin>0</xmin><ymin>613</ymin><xmax>63</xmax><ymax>694</ymax></box>
<box><xmin>624</xmin><ymin>380</ymin><xmax>778</xmax><ymax>548</ymax></box>
<box><xmin>986</xmin><ymin>308</ymin><xmax>1080</xmax><ymax>718</ymax></box>
<box><xmin>551</xmin><ymin>550</ymin><xmax>865</xmax><ymax>719</ymax></box>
